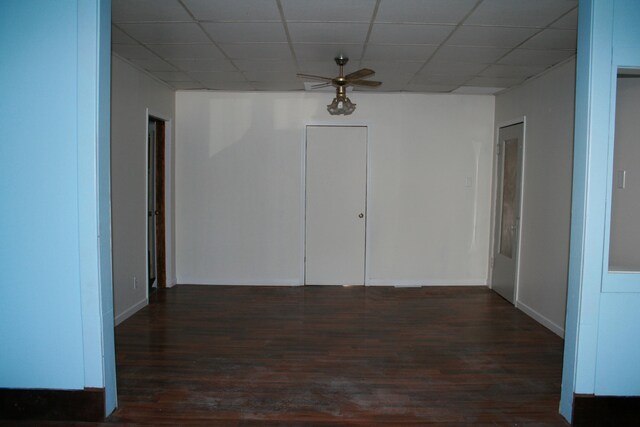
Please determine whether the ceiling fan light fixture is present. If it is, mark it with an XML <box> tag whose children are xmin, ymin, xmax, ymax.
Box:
<box><xmin>327</xmin><ymin>93</ymin><xmax>356</xmax><ymax>115</ymax></box>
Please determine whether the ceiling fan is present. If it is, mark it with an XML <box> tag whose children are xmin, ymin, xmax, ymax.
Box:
<box><xmin>297</xmin><ymin>56</ymin><xmax>382</xmax><ymax>115</ymax></box>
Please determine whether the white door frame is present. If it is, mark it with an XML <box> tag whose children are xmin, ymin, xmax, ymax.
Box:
<box><xmin>489</xmin><ymin>117</ymin><xmax>526</xmax><ymax>305</ymax></box>
<box><xmin>300</xmin><ymin>123</ymin><xmax>371</xmax><ymax>285</ymax></box>
<box><xmin>145</xmin><ymin>108</ymin><xmax>174</xmax><ymax>302</ymax></box>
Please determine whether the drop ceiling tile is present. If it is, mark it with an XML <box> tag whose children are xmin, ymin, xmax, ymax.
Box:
<box><xmin>411</xmin><ymin>73</ymin><xmax>470</xmax><ymax>86</ymax></box>
<box><xmin>168</xmin><ymin>59</ymin><xmax>237</xmax><ymax>72</ymax></box>
<box><xmin>253</xmin><ymin>81</ymin><xmax>305</xmax><ymax>91</ymax></box>
<box><xmin>364</xmin><ymin>44</ymin><xmax>437</xmax><ymax>61</ymax></box>
<box><xmin>118</xmin><ymin>23</ymin><xmax>210</xmax><ymax>44</ymax></box>
<box><xmin>234</xmin><ymin>59</ymin><xmax>296</xmax><ymax>72</ymax></box>
<box><xmin>298</xmin><ymin>60</ymin><xmax>346</xmax><ymax>76</ymax></box>
<box><xmin>358</xmin><ymin>60</ymin><xmax>425</xmax><ymax>75</ymax></box>
<box><xmin>404</xmin><ymin>83</ymin><xmax>459</xmax><ymax>93</ymax></box>
<box><xmin>550</xmin><ymin>8</ymin><xmax>578</xmax><ymax>29</ymax></box>
<box><xmin>466</xmin><ymin>76</ymin><xmax>526</xmax><ymax>87</ymax></box>
<box><xmin>353</xmin><ymin>81</ymin><xmax>406</xmax><ymax>91</ymax></box>
<box><xmin>368</xmin><ymin>24</ymin><xmax>455</xmax><ymax>45</ymax></box>
<box><xmin>452</xmin><ymin>86</ymin><xmax>504</xmax><ymax>94</ymax></box>
<box><xmin>498</xmin><ymin>49</ymin><xmax>574</xmax><ymax>66</ymax></box>
<box><xmin>432</xmin><ymin>46</ymin><xmax>510</xmax><ymax>63</ymax></box>
<box><xmin>446</xmin><ymin>26</ymin><xmax>539</xmax><ymax>48</ymax></box>
<box><xmin>243</xmin><ymin>70</ymin><xmax>297</xmax><ymax>82</ymax></box>
<box><xmin>465</xmin><ymin>0</ymin><xmax>577</xmax><ymax>27</ymax></box>
<box><xmin>112</xmin><ymin>0</ymin><xmax>192</xmax><ymax>23</ymax></box>
<box><xmin>149</xmin><ymin>43</ymin><xmax>226</xmax><ymax>60</ymax></box>
<box><xmin>151</xmin><ymin>71</ymin><xmax>192</xmax><ymax>82</ymax></box>
<box><xmin>293</xmin><ymin>44</ymin><xmax>363</xmax><ymax>61</ymax></box>
<box><xmin>423</xmin><ymin>60</ymin><xmax>489</xmax><ymax>76</ymax></box>
<box><xmin>481</xmin><ymin>64</ymin><xmax>547</xmax><ymax>79</ymax></box>
<box><xmin>112</xmin><ymin>44</ymin><xmax>159</xmax><ymax>59</ymax></box>
<box><xmin>170</xmin><ymin>81</ymin><xmax>207</xmax><ymax>90</ymax></box>
<box><xmin>281</xmin><ymin>0</ymin><xmax>377</xmax><ymax>22</ymax></box>
<box><xmin>129</xmin><ymin>57</ymin><xmax>179</xmax><ymax>72</ymax></box>
<box><xmin>221</xmin><ymin>43</ymin><xmax>293</xmax><ymax>59</ymax></box>
<box><xmin>181</xmin><ymin>0</ymin><xmax>281</xmax><ymax>22</ymax></box>
<box><xmin>376</xmin><ymin>0</ymin><xmax>478</xmax><ymax>24</ymax></box>
<box><xmin>112</xmin><ymin>26</ymin><xmax>138</xmax><ymax>44</ymax></box>
<box><xmin>201</xmin><ymin>22</ymin><xmax>287</xmax><ymax>43</ymax></box>
<box><xmin>520</xmin><ymin>29</ymin><xmax>577</xmax><ymax>50</ymax></box>
<box><xmin>288</xmin><ymin>23</ymin><xmax>370</xmax><ymax>44</ymax></box>
<box><xmin>189</xmin><ymin>71</ymin><xmax>249</xmax><ymax>84</ymax></box>
<box><xmin>198</xmin><ymin>80</ymin><xmax>256</xmax><ymax>91</ymax></box>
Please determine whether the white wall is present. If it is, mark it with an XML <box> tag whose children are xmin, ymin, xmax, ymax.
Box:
<box><xmin>111</xmin><ymin>55</ymin><xmax>175</xmax><ymax>324</ymax></box>
<box><xmin>495</xmin><ymin>58</ymin><xmax>576</xmax><ymax>336</ymax></box>
<box><xmin>175</xmin><ymin>91</ymin><xmax>495</xmax><ymax>286</ymax></box>
<box><xmin>609</xmin><ymin>77</ymin><xmax>640</xmax><ymax>271</ymax></box>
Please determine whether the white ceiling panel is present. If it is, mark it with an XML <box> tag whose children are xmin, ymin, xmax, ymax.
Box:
<box><xmin>411</xmin><ymin>73</ymin><xmax>470</xmax><ymax>86</ymax></box>
<box><xmin>221</xmin><ymin>43</ymin><xmax>293</xmax><ymax>60</ymax></box>
<box><xmin>466</xmin><ymin>76</ymin><xmax>526</xmax><ymax>87</ymax></box>
<box><xmin>447</xmin><ymin>26</ymin><xmax>539</xmax><ymax>48</ymax></box>
<box><xmin>118</xmin><ymin>23</ymin><xmax>210</xmax><ymax>44</ymax></box>
<box><xmin>423</xmin><ymin>60</ymin><xmax>489</xmax><ymax>76</ymax></box>
<box><xmin>234</xmin><ymin>59</ymin><xmax>297</xmax><ymax>72</ymax></box>
<box><xmin>128</xmin><ymin>57</ymin><xmax>179</xmax><ymax>72</ymax></box>
<box><xmin>181</xmin><ymin>0</ymin><xmax>281</xmax><ymax>22</ymax></box>
<box><xmin>358</xmin><ymin>60</ymin><xmax>425</xmax><ymax>75</ymax></box>
<box><xmin>112</xmin><ymin>43</ymin><xmax>159</xmax><ymax>59</ymax></box>
<box><xmin>111</xmin><ymin>0</ymin><xmax>578</xmax><ymax>93</ymax></box>
<box><xmin>369</xmin><ymin>24</ymin><xmax>455</xmax><ymax>45</ymax></box>
<box><xmin>189</xmin><ymin>71</ymin><xmax>248</xmax><ymax>83</ymax></box>
<box><xmin>550</xmin><ymin>8</ymin><xmax>578</xmax><ymax>29</ymax></box>
<box><xmin>149</xmin><ymin>43</ymin><xmax>226</xmax><ymax>60</ymax></box>
<box><xmin>281</xmin><ymin>0</ymin><xmax>377</xmax><ymax>23</ymax></box>
<box><xmin>520</xmin><ymin>29</ymin><xmax>577</xmax><ymax>50</ymax></box>
<box><xmin>404</xmin><ymin>83</ymin><xmax>459</xmax><ymax>92</ymax></box>
<box><xmin>253</xmin><ymin>81</ymin><xmax>305</xmax><ymax>91</ymax></box>
<box><xmin>288</xmin><ymin>23</ymin><xmax>370</xmax><ymax>44</ymax></box>
<box><xmin>201</xmin><ymin>22</ymin><xmax>287</xmax><ymax>43</ymax></box>
<box><xmin>170</xmin><ymin>81</ymin><xmax>207</xmax><ymax>90</ymax></box>
<box><xmin>432</xmin><ymin>46</ymin><xmax>510</xmax><ymax>63</ymax></box>
<box><xmin>168</xmin><ymin>59</ymin><xmax>237</xmax><ymax>72</ymax></box>
<box><xmin>151</xmin><ymin>71</ymin><xmax>192</xmax><ymax>82</ymax></box>
<box><xmin>112</xmin><ymin>26</ymin><xmax>138</xmax><ymax>44</ymax></box>
<box><xmin>112</xmin><ymin>0</ymin><xmax>191</xmax><ymax>23</ymax></box>
<box><xmin>481</xmin><ymin>64</ymin><xmax>547</xmax><ymax>78</ymax></box>
<box><xmin>293</xmin><ymin>44</ymin><xmax>363</xmax><ymax>61</ymax></box>
<box><xmin>498</xmin><ymin>49</ymin><xmax>575</xmax><ymax>66</ymax></box>
<box><xmin>376</xmin><ymin>0</ymin><xmax>477</xmax><ymax>24</ymax></box>
<box><xmin>465</xmin><ymin>0</ymin><xmax>578</xmax><ymax>28</ymax></box>
<box><xmin>243</xmin><ymin>70</ymin><xmax>297</xmax><ymax>82</ymax></box>
<box><xmin>364</xmin><ymin>44</ymin><xmax>437</xmax><ymax>61</ymax></box>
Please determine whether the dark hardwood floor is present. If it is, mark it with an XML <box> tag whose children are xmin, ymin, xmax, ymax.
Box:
<box><xmin>6</xmin><ymin>285</ymin><xmax>569</xmax><ymax>426</ymax></box>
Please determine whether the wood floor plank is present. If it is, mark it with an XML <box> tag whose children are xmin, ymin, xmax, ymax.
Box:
<box><xmin>2</xmin><ymin>285</ymin><xmax>569</xmax><ymax>425</ymax></box>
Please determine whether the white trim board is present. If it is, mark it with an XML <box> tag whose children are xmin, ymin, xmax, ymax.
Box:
<box><xmin>516</xmin><ymin>299</ymin><xmax>565</xmax><ymax>338</ymax></box>
<box><xmin>176</xmin><ymin>278</ymin><xmax>302</xmax><ymax>286</ymax></box>
<box><xmin>367</xmin><ymin>279</ymin><xmax>487</xmax><ymax>287</ymax></box>
<box><xmin>115</xmin><ymin>297</ymin><xmax>148</xmax><ymax>326</ymax></box>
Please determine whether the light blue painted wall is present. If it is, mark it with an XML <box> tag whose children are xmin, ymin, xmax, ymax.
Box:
<box><xmin>0</xmin><ymin>0</ymin><xmax>115</xmax><ymax>414</ymax></box>
<box><xmin>561</xmin><ymin>0</ymin><xmax>640</xmax><ymax>421</ymax></box>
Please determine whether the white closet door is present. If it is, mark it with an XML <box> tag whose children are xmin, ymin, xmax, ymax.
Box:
<box><xmin>305</xmin><ymin>126</ymin><xmax>367</xmax><ymax>286</ymax></box>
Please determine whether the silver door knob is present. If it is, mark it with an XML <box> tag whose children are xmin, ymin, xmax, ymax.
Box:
<box><xmin>358</xmin><ymin>213</ymin><xmax>364</xmax><ymax>218</ymax></box>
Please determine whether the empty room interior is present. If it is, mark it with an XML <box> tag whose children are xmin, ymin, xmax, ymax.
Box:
<box><xmin>2</xmin><ymin>0</ymin><xmax>640</xmax><ymax>425</ymax></box>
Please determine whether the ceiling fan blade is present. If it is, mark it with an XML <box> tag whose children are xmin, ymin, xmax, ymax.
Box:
<box><xmin>344</xmin><ymin>68</ymin><xmax>375</xmax><ymax>80</ymax></box>
<box><xmin>350</xmin><ymin>79</ymin><xmax>382</xmax><ymax>87</ymax></box>
<box><xmin>310</xmin><ymin>82</ymin><xmax>332</xmax><ymax>89</ymax></box>
<box><xmin>296</xmin><ymin>73</ymin><xmax>333</xmax><ymax>82</ymax></box>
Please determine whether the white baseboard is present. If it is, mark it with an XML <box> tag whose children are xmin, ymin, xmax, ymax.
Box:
<box><xmin>114</xmin><ymin>297</ymin><xmax>148</xmax><ymax>326</ymax></box>
<box><xmin>516</xmin><ymin>300</ymin><xmax>565</xmax><ymax>338</ymax></box>
<box><xmin>176</xmin><ymin>278</ymin><xmax>302</xmax><ymax>286</ymax></box>
<box><xmin>166</xmin><ymin>277</ymin><xmax>177</xmax><ymax>288</ymax></box>
<box><xmin>367</xmin><ymin>279</ymin><xmax>487</xmax><ymax>287</ymax></box>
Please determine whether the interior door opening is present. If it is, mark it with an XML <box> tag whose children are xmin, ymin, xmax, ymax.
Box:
<box><xmin>304</xmin><ymin>125</ymin><xmax>368</xmax><ymax>286</ymax></box>
<box><xmin>491</xmin><ymin>122</ymin><xmax>524</xmax><ymax>304</ymax></box>
<box><xmin>148</xmin><ymin>117</ymin><xmax>166</xmax><ymax>295</ymax></box>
